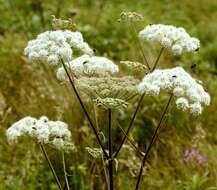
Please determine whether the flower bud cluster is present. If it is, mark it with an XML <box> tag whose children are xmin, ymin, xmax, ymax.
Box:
<box><xmin>76</xmin><ymin>76</ymin><xmax>139</xmax><ymax>109</ymax></box>
<box><xmin>120</xmin><ymin>61</ymin><xmax>147</xmax><ymax>72</ymax></box>
<box><xmin>94</xmin><ymin>97</ymin><xmax>129</xmax><ymax>109</ymax></box>
<box><xmin>118</xmin><ymin>11</ymin><xmax>144</xmax><ymax>22</ymax></box>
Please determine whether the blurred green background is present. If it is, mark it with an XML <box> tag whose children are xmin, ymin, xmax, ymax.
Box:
<box><xmin>0</xmin><ymin>0</ymin><xmax>217</xmax><ymax>189</ymax></box>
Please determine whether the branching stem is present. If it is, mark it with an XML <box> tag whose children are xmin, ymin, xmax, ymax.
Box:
<box><xmin>114</xmin><ymin>94</ymin><xmax>144</xmax><ymax>158</ymax></box>
<box><xmin>60</xmin><ymin>59</ymin><xmax>109</xmax><ymax>159</ymax></box>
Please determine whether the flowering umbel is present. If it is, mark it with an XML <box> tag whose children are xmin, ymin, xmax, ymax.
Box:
<box><xmin>138</xmin><ymin>67</ymin><xmax>210</xmax><ymax>115</ymax></box>
<box><xmin>139</xmin><ymin>24</ymin><xmax>200</xmax><ymax>55</ymax></box>
<box><xmin>24</xmin><ymin>30</ymin><xmax>93</xmax><ymax>65</ymax></box>
<box><xmin>56</xmin><ymin>54</ymin><xmax>119</xmax><ymax>78</ymax></box>
<box><xmin>6</xmin><ymin>116</ymin><xmax>74</xmax><ymax>150</ymax></box>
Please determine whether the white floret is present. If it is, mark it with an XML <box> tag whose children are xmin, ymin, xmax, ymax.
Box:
<box><xmin>56</xmin><ymin>67</ymin><xmax>67</xmax><ymax>80</ymax></box>
<box><xmin>176</xmin><ymin>98</ymin><xmax>189</xmax><ymax>111</ymax></box>
<box><xmin>52</xmin><ymin>138</ymin><xmax>64</xmax><ymax>149</ymax></box>
<box><xmin>190</xmin><ymin>102</ymin><xmax>202</xmax><ymax>116</ymax></box>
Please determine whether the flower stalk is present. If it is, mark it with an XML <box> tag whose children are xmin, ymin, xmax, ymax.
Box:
<box><xmin>130</xmin><ymin>22</ymin><xmax>150</xmax><ymax>70</ymax></box>
<box><xmin>62</xmin><ymin>152</ymin><xmax>70</xmax><ymax>190</ymax></box>
<box><xmin>151</xmin><ymin>47</ymin><xmax>165</xmax><ymax>72</ymax></box>
<box><xmin>40</xmin><ymin>144</ymin><xmax>63</xmax><ymax>190</ymax></box>
<box><xmin>134</xmin><ymin>94</ymin><xmax>173</xmax><ymax>190</ymax></box>
<box><xmin>108</xmin><ymin>109</ymin><xmax>114</xmax><ymax>190</ymax></box>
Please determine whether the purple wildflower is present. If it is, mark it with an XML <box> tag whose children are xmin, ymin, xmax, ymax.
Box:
<box><xmin>197</xmin><ymin>155</ymin><xmax>208</xmax><ymax>165</ymax></box>
<box><xmin>183</xmin><ymin>145</ymin><xmax>207</xmax><ymax>165</ymax></box>
<box><xmin>184</xmin><ymin>150</ymin><xmax>191</xmax><ymax>163</ymax></box>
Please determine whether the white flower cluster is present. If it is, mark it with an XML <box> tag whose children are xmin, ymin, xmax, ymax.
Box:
<box><xmin>24</xmin><ymin>30</ymin><xmax>93</xmax><ymax>65</ymax></box>
<box><xmin>56</xmin><ymin>54</ymin><xmax>119</xmax><ymax>79</ymax></box>
<box><xmin>6</xmin><ymin>116</ymin><xmax>73</xmax><ymax>150</ymax></box>
<box><xmin>139</xmin><ymin>24</ymin><xmax>200</xmax><ymax>55</ymax></box>
<box><xmin>138</xmin><ymin>67</ymin><xmax>210</xmax><ymax>115</ymax></box>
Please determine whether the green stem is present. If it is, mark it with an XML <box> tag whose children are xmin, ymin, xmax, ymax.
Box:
<box><xmin>62</xmin><ymin>152</ymin><xmax>70</xmax><ymax>190</ymax></box>
<box><xmin>130</xmin><ymin>22</ymin><xmax>151</xmax><ymax>70</ymax></box>
<box><xmin>108</xmin><ymin>109</ymin><xmax>114</xmax><ymax>190</ymax></box>
<box><xmin>134</xmin><ymin>94</ymin><xmax>173</xmax><ymax>190</ymax></box>
<box><xmin>151</xmin><ymin>47</ymin><xmax>165</xmax><ymax>72</ymax></box>
<box><xmin>40</xmin><ymin>144</ymin><xmax>63</xmax><ymax>190</ymax></box>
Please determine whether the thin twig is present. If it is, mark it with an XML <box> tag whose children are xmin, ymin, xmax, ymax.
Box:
<box><xmin>40</xmin><ymin>144</ymin><xmax>63</xmax><ymax>190</ymax></box>
<box><xmin>134</xmin><ymin>94</ymin><xmax>173</xmax><ymax>190</ymax></box>
<box><xmin>117</xmin><ymin>123</ymin><xmax>144</xmax><ymax>157</ymax></box>
<box><xmin>151</xmin><ymin>47</ymin><xmax>165</xmax><ymax>72</ymax></box>
<box><xmin>56</xmin><ymin>0</ymin><xmax>63</xmax><ymax>18</ymax></box>
<box><xmin>60</xmin><ymin>59</ymin><xmax>109</xmax><ymax>159</ymax></box>
<box><xmin>130</xmin><ymin>22</ymin><xmax>151</xmax><ymax>70</ymax></box>
<box><xmin>37</xmin><ymin>0</ymin><xmax>45</xmax><ymax>29</ymax></box>
<box><xmin>93</xmin><ymin>101</ymin><xmax>99</xmax><ymax>131</ymax></box>
<box><xmin>62</xmin><ymin>152</ymin><xmax>70</xmax><ymax>190</ymax></box>
<box><xmin>108</xmin><ymin>109</ymin><xmax>114</xmax><ymax>190</ymax></box>
<box><xmin>102</xmin><ymin>157</ymin><xmax>110</xmax><ymax>190</ymax></box>
<box><xmin>114</xmin><ymin>94</ymin><xmax>144</xmax><ymax>158</ymax></box>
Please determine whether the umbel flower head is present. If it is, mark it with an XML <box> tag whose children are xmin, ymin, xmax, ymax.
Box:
<box><xmin>139</xmin><ymin>24</ymin><xmax>200</xmax><ymax>55</ymax></box>
<box><xmin>24</xmin><ymin>30</ymin><xmax>93</xmax><ymax>65</ymax></box>
<box><xmin>6</xmin><ymin>116</ymin><xmax>74</xmax><ymax>150</ymax></box>
<box><xmin>118</xmin><ymin>11</ymin><xmax>144</xmax><ymax>22</ymax></box>
<box><xmin>56</xmin><ymin>54</ymin><xmax>119</xmax><ymax>79</ymax></box>
<box><xmin>75</xmin><ymin>76</ymin><xmax>139</xmax><ymax>109</ymax></box>
<box><xmin>138</xmin><ymin>67</ymin><xmax>210</xmax><ymax>115</ymax></box>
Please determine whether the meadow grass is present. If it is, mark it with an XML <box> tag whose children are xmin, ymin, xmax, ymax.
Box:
<box><xmin>0</xmin><ymin>0</ymin><xmax>217</xmax><ymax>189</ymax></box>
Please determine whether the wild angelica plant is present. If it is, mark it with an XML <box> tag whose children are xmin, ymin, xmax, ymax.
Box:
<box><xmin>6</xmin><ymin>14</ymin><xmax>210</xmax><ymax>190</ymax></box>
